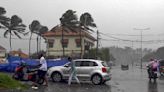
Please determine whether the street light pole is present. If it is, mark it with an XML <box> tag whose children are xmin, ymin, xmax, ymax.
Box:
<box><xmin>134</xmin><ymin>28</ymin><xmax>150</xmax><ymax>69</ymax></box>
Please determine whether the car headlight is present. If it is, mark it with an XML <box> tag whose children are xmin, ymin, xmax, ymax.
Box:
<box><xmin>47</xmin><ymin>69</ymin><xmax>52</xmax><ymax>74</ymax></box>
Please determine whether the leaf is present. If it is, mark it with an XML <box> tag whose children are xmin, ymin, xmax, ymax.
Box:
<box><xmin>0</xmin><ymin>7</ymin><xmax>6</xmax><ymax>15</ymax></box>
<box><xmin>29</xmin><ymin>20</ymin><xmax>41</xmax><ymax>31</ymax></box>
<box><xmin>13</xmin><ymin>31</ymin><xmax>21</xmax><ymax>39</ymax></box>
<box><xmin>3</xmin><ymin>30</ymin><xmax>9</xmax><ymax>38</ymax></box>
<box><xmin>24</xmin><ymin>32</ymin><xmax>29</xmax><ymax>36</ymax></box>
<box><xmin>11</xmin><ymin>15</ymin><xmax>22</xmax><ymax>27</ymax></box>
<box><xmin>0</xmin><ymin>21</ymin><xmax>10</xmax><ymax>28</ymax></box>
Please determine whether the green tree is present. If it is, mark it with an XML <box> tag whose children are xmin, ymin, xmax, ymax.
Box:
<box><xmin>28</xmin><ymin>20</ymin><xmax>41</xmax><ymax>56</ymax></box>
<box><xmin>79</xmin><ymin>12</ymin><xmax>96</xmax><ymax>31</ymax></box>
<box><xmin>79</xmin><ymin>12</ymin><xmax>97</xmax><ymax>58</ymax></box>
<box><xmin>60</xmin><ymin>9</ymin><xmax>79</xmax><ymax>57</ymax></box>
<box><xmin>1</xmin><ymin>15</ymin><xmax>26</xmax><ymax>51</ymax></box>
<box><xmin>37</xmin><ymin>26</ymin><xmax>48</xmax><ymax>52</ymax></box>
<box><xmin>0</xmin><ymin>7</ymin><xmax>9</xmax><ymax>28</ymax></box>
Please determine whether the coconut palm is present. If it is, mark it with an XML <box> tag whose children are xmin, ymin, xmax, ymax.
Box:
<box><xmin>28</xmin><ymin>20</ymin><xmax>41</xmax><ymax>56</ymax></box>
<box><xmin>60</xmin><ymin>9</ymin><xmax>79</xmax><ymax>57</ymax></box>
<box><xmin>79</xmin><ymin>12</ymin><xmax>97</xmax><ymax>58</ymax></box>
<box><xmin>80</xmin><ymin>12</ymin><xmax>97</xmax><ymax>31</ymax></box>
<box><xmin>0</xmin><ymin>7</ymin><xmax>9</xmax><ymax>29</ymax></box>
<box><xmin>1</xmin><ymin>15</ymin><xmax>26</xmax><ymax>51</ymax></box>
<box><xmin>37</xmin><ymin>26</ymin><xmax>48</xmax><ymax>52</ymax></box>
<box><xmin>28</xmin><ymin>20</ymin><xmax>48</xmax><ymax>56</ymax></box>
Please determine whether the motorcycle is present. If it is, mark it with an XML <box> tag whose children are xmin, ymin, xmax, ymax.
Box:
<box><xmin>12</xmin><ymin>63</ymin><xmax>26</xmax><ymax>81</ymax></box>
<box><xmin>12</xmin><ymin>64</ymin><xmax>45</xmax><ymax>85</ymax></box>
<box><xmin>147</xmin><ymin>66</ymin><xmax>158</xmax><ymax>82</ymax></box>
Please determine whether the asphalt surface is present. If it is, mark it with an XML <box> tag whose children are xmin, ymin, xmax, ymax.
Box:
<box><xmin>1</xmin><ymin>65</ymin><xmax>164</xmax><ymax>92</ymax></box>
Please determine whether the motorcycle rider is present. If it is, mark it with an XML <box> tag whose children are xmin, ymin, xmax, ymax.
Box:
<box><xmin>147</xmin><ymin>58</ymin><xmax>159</xmax><ymax>80</ymax></box>
<box><xmin>31</xmin><ymin>53</ymin><xmax>48</xmax><ymax>89</ymax></box>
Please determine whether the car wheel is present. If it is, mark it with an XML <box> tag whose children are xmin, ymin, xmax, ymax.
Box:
<box><xmin>102</xmin><ymin>81</ymin><xmax>106</xmax><ymax>84</ymax></box>
<box><xmin>91</xmin><ymin>74</ymin><xmax>102</xmax><ymax>85</ymax></box>
<box><xmin>51</xmin><ymin>72</ymin><xmax>62</xmax><ymax>82</ymax></box>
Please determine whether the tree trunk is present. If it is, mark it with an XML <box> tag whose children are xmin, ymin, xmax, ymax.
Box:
<box><xmin>29</xmin><ymin>33</ymin><xmax>32</xmax><ymax>58</ymax></box>
<box><xmin>37</xmin><ymin>36</ymin><xmax>39</xmax><ymax>54</ymax></box>
<box><xmin>9</xmin><ymin>29</ymin><xmax>12</xmax><ymax>51</ymax></box>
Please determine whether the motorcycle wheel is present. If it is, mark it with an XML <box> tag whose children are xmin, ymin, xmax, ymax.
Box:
<box><xmin>37</xmin><ymin>77</ymin><xmax>44</xmax><ymax>85</ymax></box>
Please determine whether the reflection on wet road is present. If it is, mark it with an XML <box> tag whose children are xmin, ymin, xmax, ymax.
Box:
<box><xmin>148</xmin><ymin>81</ymin><xmax>158</xmax><ymax>92</ymax></box>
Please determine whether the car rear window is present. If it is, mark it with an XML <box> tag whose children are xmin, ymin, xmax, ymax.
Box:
<box><xmin>101</xmin><ymin>62</ymin><xmax>108</xmax><ymax>67</ymax></box>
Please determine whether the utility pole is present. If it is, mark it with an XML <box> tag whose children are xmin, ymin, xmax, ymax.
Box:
<box><xmin>133</xmin><ymin>28</ymin><xmax>150</xmax><ymax>69</ymax></box>
<box><xmin>80</xmin><ymin>28</ymin><xmax>82</xmax><ymax>59</ymax></box>
<box><xmin>37</xmin><ymin>36</ymin><xmax>39</xmax><ymax>54</ymax></box>
<box><xmin>61</xmin><ymin>25</ymin><xmax>65</xmax><ymax>57</ymax></box>
<box><xmin>131</xmin><ymin>41</ymin><xmax>134</xmax><ymax>68</ymax></box>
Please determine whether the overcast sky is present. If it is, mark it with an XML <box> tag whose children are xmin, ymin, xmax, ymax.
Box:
<box><xmin>1</xmin><ymin>0</ymin><xmax>164</xmax><ymax>53</ymax></box>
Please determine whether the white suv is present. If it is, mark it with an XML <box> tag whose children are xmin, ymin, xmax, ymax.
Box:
<box><xmin>47</xmin><ymin>59</ymin><xmax>111</xmax><ymax>85</ymax></box>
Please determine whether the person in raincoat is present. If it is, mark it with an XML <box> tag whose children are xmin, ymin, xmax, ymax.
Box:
<box><xmin>68</xmin><ymin>57</ymin><xmax>80</xmax><ymax>85</ymax></box>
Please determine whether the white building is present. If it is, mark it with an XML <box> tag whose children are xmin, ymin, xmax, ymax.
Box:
<box><xmin>43</xmin><ymin>25</ymin><xmax>96</xmax><ymax>58</ymax></box>
<box><xmin>0</xmin><ymin>45</ymin><xmax>6</xmax><ymax>58</ymax></box>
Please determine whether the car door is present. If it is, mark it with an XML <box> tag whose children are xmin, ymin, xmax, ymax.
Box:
<box><xmin>78</xmin><ymin>61</ymin><xmax>97</xmax><ymax>80</ymax></box>
<box><xmin>74</xmin><ymin>61</ymin><xmax>82</xmax><ymax>77</ymax></box>
<box><xmin>62</xmin><ymin>63</ymin><xmax>71</xmax><ymax>78</ymax></box>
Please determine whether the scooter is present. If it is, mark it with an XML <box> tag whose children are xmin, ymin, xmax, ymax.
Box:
<box><xmin>147</xmin><ymin>66</ymin><xmax>158</xmax><ymax>82</ymax></box>
<box><xmin>12</xmin><ymin>63</ymin><xmax>26</xmax><ymax>81</ymax></box>
<box><xmin>12</xmin><ymin>65</ymin><xmax>45</xmax><ymax>85</ymax></box>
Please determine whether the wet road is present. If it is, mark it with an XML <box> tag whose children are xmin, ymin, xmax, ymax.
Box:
<box><xmin>109</xmin><ymin>66</ymin><xmax>164</xmax><ymax>92</ymax></box>
<box><xmin>2</xmin><ymin>66</ymin><xmax>164</xmax><ymax>92</ymax></box>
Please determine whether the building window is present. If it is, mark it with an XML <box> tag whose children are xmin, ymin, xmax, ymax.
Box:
<box><xmin>48</xmin><ymin>39</ymin><xmax>54</xmax><ymax>48</ymax></box>
<box><xmin>61</xmin><ymin>39</ymin><xmax>68</xmax><ymax>48</ymax></box>
<box><xmin>75</xmin><ymin>39</ymin><xmax>81</xmax><ymax>48</ymax></box>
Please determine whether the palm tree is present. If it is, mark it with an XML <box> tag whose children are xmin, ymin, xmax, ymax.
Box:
<box><xmin>79</xmin><ymin>12</ymin><xmax>97</xmax><ymax>58</ymax></box>
<box><xmin>80</xmin><ymin>12</ymin><xmax>97</xmax><ymax>31</ymax></box>
<box><xmin>0</xmin><ymin>7</ymin><xmax>9</xmax><ymax>29</ymax></box>
<box><xmin>28</xmin><ymin>20</ymin><xmax>48</xmax><ymax>56</ymax></box>
<box><xmin>37</xmin><ymin>26</ymin><xmax>48</xmax><ymax>52</ymax></box>
<box><xmin>28</xmin><ymin>20</ymin><xmax>41</xmax><ymax>57</ymax></box>
<box><xmin>1</xmin><ymin>15</ymin><xmax>26</xmax><ymax>51</ymax></box>
<box><xmin>60</xmin><ymin>9</ymin><xmax>79</xmax><ymax>57</ymax></box>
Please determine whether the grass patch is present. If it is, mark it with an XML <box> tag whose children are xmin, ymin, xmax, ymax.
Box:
<box><xmin>0</xmin><ymin>73</ymin><xmax>28</xmax><ymax>90</ymax></box>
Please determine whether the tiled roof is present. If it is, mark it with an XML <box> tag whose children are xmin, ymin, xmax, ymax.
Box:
<box><xmin>0</xmin><ymin>45</ymin><xmax>6</xmax><ymax>51</ymax></box>
<box><xmin>10</xmin><ymin>51</ymin><xmax>29</xmax><ymax>58</ymax></box>
<box><xmin>43</xmin><ymin>25</ymin><xmax>96</xmax><ymax>41</ymax></box>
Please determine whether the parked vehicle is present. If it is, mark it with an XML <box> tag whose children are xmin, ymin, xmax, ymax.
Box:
<box><xmin>12</xmin><ymin>65</ymin><xmax>45</xmax><ymax>85</ymax></box>
<box><xmin>121</xmin><ymin>64</ymin><xmax>129</xmax><ymax>70</ymax></box>
<box><xmin>12</xmin><ymin>63</ymin><xmax>26</xmax><ymax>81</ymax></box>
<box><xmin>47</xmin><ymin>59</ymin><xmax>111</xmax><ymax>85</ymax></box>
<box><xmin>158</xmin><ymin>60</ymin><xmax>164</xmax><ymax>76</ymax></box>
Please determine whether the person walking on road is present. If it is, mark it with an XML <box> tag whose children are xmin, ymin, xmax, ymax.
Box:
<box><xmin>38</xmin><ymin>53</ymin><xmax>48</xmax><ymax>86</ymax></box>
<box><xmin>31</xmin><ymin>53</ymin><xmax>48</xmax><ymax>89</ymax></box>
<box><xmin>68</xmin><ymin>57</ymin><xmax>80</xmax><ymax>85</ymax></box>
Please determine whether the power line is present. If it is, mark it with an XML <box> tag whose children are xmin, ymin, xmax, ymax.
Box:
<box><xmin>99</xmin><ymin>32</ymin><xmax>164</xmax><ymax>43</ymax></box>
<box><xmin>0</xmin><ymin>36</ymin><xmax>38</xmax><ymax>40</ymax></box>
<box><xmin>100</xmin><ymin>33</ymin><xmax>164</xmax><ymax>37</ymax></box>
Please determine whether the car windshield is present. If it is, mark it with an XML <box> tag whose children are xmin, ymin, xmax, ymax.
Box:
<box><xmin>101</xmin><ymin>62</ymin><xmax>108</xmax><ymax>67</ymax></box>
<box><xmin>160</xmin><ymin>60</ymin><xmax>164</xmax><ymax>66</ymax></box>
